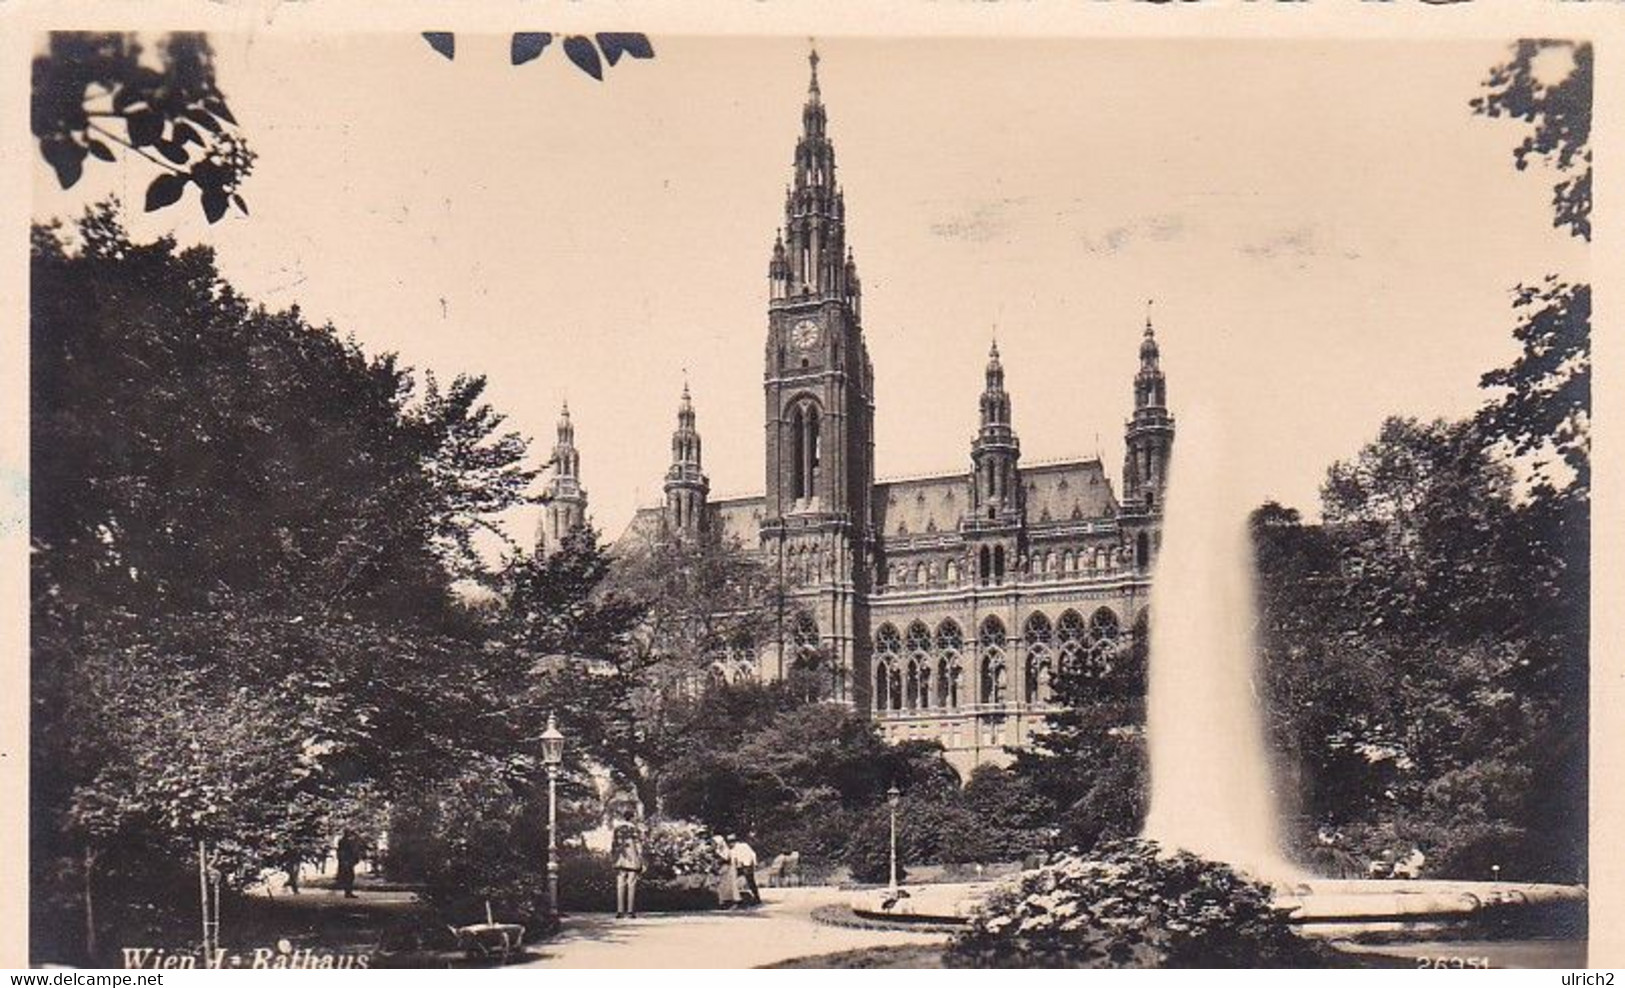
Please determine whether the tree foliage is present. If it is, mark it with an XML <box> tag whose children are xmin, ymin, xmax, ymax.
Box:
<box><xmin>30</xmin><ymin>205</ymin><xmax>545</xmax><ymax>962</ymax></box>
<box><xmin>1010</xmin><ymin>620</ymin><xmax>1147</xmax><ymax>851</ymax></box>
<box><xmin>33</xmin><ymin>33</ymin><xmax>254</xmax><ymax>222</ymax></box>
<box><xmin>1254</xmin><ymin>418</ymin><xmax>1586</xmax><ymax>881</ymax></box>
<box><xmin>1471</xmin><ymin>41</ymin><xmax>1590</xmax><ymax>501</ymax></box>
<box><xmin>1471</xmin><ymin>40</ymin><xmax>1591</xmax><ymax>242</ymax></box>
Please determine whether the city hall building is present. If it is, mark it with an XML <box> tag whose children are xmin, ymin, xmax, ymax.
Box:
<box><xmin>543</xmin><ymin>50</ymin><xmax>1175</xmax><ymax>776</ymax></box>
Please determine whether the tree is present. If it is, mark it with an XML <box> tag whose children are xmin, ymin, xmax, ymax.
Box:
<box><xmin>494</xmin><ymin>526</ymin><xmax>651</xmax><ymax>803</ymax></box>
<box><xmin>1011</xmin><ymin>616</ymin><xmax>1146</xmax><ymax>851</ymax></box>
<box><xmin>33</xmin><ymin>33</ymin><xmax>254</xmax><ymax>222</ymax></box>
<box><xmin>594</xmin><ymin>526</ymin><xmax>794</xmax><ymax>806</ymax></box>
<box><xmin>1253</xmin><ymin>415</ymin><xmax>1586</xmax><ymax>880</ymax></box>
<box><xmin>30</xmin><ymin>205</ymin><xmax>549</xmax><ymax>961</ymax></box>
<box><xmin>1471</xmin><ymin>40</ymin><xmax>1591</xmax><ymax>242</ymax></box>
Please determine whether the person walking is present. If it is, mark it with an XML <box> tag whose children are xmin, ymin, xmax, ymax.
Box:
<box><xmin>283</xmin><ymin>850</ymin><xmax>302</xmax><ymax>895</ymax></box>
<box><xmin>713</xmin><ymin>835</ymin><xmax>740</xmax><ymax>910</ymax></box>
<box><xmin>612</xmin><ymin>810</ymin><xmax>645</xmax><ymax>919</ymax></box>
<box><xmin>730</xmin><ymin>834</ymin><xmax>761</xmax><ymax>906</ymax></box>
<box><xmin>335</xmin><ymin>830</ymin><xmax>362</xmax><ymax>899</ymax></box>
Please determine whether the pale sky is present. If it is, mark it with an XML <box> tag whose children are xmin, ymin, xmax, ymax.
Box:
<box><xmin>32</xmin><ymin>34</ymin><xmax>1588</xmax><ymax>542</ymax></box>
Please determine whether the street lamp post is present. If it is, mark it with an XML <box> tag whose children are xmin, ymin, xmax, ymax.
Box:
<box><xmin>887</xmin><ymin>784</ymin><xmax>902</xmax><ymax>893</ymax></box>
<box><xmin>540</xmin><ymin>713</ymin><xmax>566</xmax><ymax>917</ymax></box>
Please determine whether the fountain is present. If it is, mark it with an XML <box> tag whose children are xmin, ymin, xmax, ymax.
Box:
<box><xmin>1136</xmin><ymin>410</ymin><xmax>1584</xmax><ymax>945</ymax></box>
<box><xmin>851</xmin><ymin>410</ymin><xmax>1585</xmax><ymax>958</ymax></box>
<box><xmin>1141</xmin><ymin>411</ymin><xmax>1294</xmax><ymax>880</ymax></box>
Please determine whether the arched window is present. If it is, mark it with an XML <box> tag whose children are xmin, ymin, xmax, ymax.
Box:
<box><xmin>979</xmin><ymin>546</ymin><xmax>992</xmax><ymax>584</ymax></box>
<box><xmin>1086</xmin><ymin>607</ymin><xmax>1121</xmax><ymax>676</ymax></box>
<box><xmin>979</xmin><ymin>616</ymin><xmax>1006</xmax><ymax>705</ymax></box>
<box><xmin>889</xmin><ymin>665</ymin><xmax>903</xmax><ymax>711</ymax></box>
<box><xmin>1024</xmin><ymin>612</ymin><xmax>1053</xmax><ymax>704</ymax></box>
<box><xmin>906</xmin><ymin>661</ymin><xmax>920</xmax><ymax>711</ymax></box>
<box><xmin>1057</xmin><ymin>609</ymin><xmax>1087</xmax><ymax>674</ymax></box>
<box><xmin>1063</xmin><ymin>550</ymin><xmax>1075</xmax><ymax>574</ymax></box>
<box><xmin>915</xmin><ymin>562</ymin><xmax>927</xmax><ymax>585</ymax></box>
<box><xmin>946</xmin><ymin>560</ymin><xmax>959</xmax><ymax>584</ymax></box>
<box><xmin>936</xmin><ymin>620</ymin><xmax>964</xmax><ymax>708</ymax></box>
<box><xmin>874</xmin><ymin>624</ymin><xmax>901</xmax><ymax>713</ymax></box>
<box><xmin>793</xmin><ymin>613</ymin><xmax>823</xmax><ymax>684</ymax></box>
<box><xmin>1136</xmin><ymin>532</ymin><xmax>1151</xmax><ymax>571</ymax></box>
<box><xmin>789</xmin><ymin>401</ymin><xmax>821</xmax><ymax>501</ymax></box>
<box><xmin>906</xmin><ymin>622</ymin><xmax>933</xmax><ymax>707</ymax></box>
<box><xmin>994</xmin><ymin>545</ymin><xmax>1006</xmax><ymax>582</ymax></box>
<box><xmin>790</xmin><ymin>405</ymin><xmax>805</xmax><ymax>500</ymax></box>
<box><xmin>805</xmin><ymin>407</ymin><xmax>821</xmax><ymax>499</ymax></box>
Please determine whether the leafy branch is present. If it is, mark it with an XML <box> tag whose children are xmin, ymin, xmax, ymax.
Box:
<box><xmin>33</xmin><ymin>32</ymin><xmax>254</xmax><ymax>223</ymax></box>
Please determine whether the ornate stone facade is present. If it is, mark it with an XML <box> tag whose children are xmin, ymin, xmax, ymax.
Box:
<box><xmin>613</xmin><ymin>50</ymin><xmax>1175</xmax><ymax>777</ymax></box>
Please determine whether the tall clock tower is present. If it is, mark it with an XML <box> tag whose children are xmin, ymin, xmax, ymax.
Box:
<box><xmin>761</xmin><ymin>47</ymin><xmax>875</xmax><ymax>701</ymax></box>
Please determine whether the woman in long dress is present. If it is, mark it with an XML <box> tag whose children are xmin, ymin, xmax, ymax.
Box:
<box><xmin>713</xmin><ymin>835</ymin><xmax>740</xmax><ymax>909</ymax></box>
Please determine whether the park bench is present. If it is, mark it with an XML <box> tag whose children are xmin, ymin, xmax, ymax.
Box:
<box><xmin>450</xmin><ymin>902</ymin><xmax>525</xmax><ymax>965</ymax></box>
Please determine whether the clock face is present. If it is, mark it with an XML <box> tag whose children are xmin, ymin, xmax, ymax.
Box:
<box><xmin>791</xmin><ymin>319</ymin><xmax>821</xmax><ymax>351</ymax></box>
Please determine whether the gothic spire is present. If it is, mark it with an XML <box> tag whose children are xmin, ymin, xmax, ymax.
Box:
<box><xmin>980</xmin><ymin>335</ymin><xmax>1012</xmax><ymax>430</ymax></box>
<box><xmin>770</xmin><ymin>43</ymin><xmax>848</xmax><ymax>303</ymax></box>
<box><xmin>1136</xmin><ymin>303</ymin><xmax>1166</xmax><ymax>410</ymax></box>
<box><xmin>553</xmin><ymin>400</ymin><xmax>579</xmax><ymax>478</ymax></box>
<box><xmin>539</xmin><ymin>399</ymin><xmax>586</xmax><ymax>553</ymax></box>
<box><xmin>665</xmin><ymin>380</ymin><xmax>708</xmax><ymax>534</ymax></box>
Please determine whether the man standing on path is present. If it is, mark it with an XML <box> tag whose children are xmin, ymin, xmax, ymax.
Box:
<box><xmin>335</xmin><ymin>830</ymin><xmax>361</xmax><ymax>899</ymax></box>
<box><xmin>730</xmin><ymin>834</ymin><xmax>761</xmax><ymax>906</ymax></box>
<box><xmin>612</xmin><ymin>810</ymin><xmax>645</xmax><ymax>919</ymax></box>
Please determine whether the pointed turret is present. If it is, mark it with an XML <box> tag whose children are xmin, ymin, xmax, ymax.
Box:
<box><xmin>970</xmin><ymin>336</ymin><xmax>1022</xmax><ymax>521</ymax></box>
<box><xmin>538</xmin><ymin>400</ymin><xmax>588</xmax><ymax>554</ymax></box>
<box><xmin>664</xmin><ymin>380</ymin><xmax>710</xmax><ymax>536</ymax></box>
<box><xmin>1123</xmin><ymin>303</ymin><xmax>1175</xmax><ymax>569</ymax></box>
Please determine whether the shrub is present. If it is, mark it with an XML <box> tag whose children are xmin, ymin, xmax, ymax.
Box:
<box><xmin>558</xmin><ymin>828</ymin><xmax>723</xmax><ymax>914</ymax></box>
<box><xmin>946</xmin><ymin>838</ymin><xmax>1325</xmax><ymax>968</ymax></box>
<box><xmin>641</xmin><ymin>818</ymin><xmax>720</xmax><ymax>884</ymax></box>
<box><xmin>845</xmin><ymin>809</ymin><xmax>907</xmax><ymax>885</ymax></box>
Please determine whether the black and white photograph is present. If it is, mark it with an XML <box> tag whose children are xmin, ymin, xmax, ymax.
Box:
<box><xmin>8</xmin><ymin>10</ymin><xmax>1613</xmax><ymax>971</ymax></box>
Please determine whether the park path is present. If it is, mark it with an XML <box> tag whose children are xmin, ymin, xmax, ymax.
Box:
<box><xmin>517</xmin><ymin>888</ymin><xmax>949</xmax><ymax>969</ymax></box>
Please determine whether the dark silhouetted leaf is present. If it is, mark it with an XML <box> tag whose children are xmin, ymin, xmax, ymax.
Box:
<box><xmin>511</xmin><ymin>32</ymin><xmax>552</xmax><ymax>66</ymax></box>
<box><xmin>87</xmin><ymin>139</ymin><xmax>116</xmax><ymax>162</ymax></box>
<box><xmin>112</xmin><ymin>84</ymin><xmax>148</xmax><ymax>114</ymax></box>
<box><xmin>191</xmin><ymin>160</ymin><xmax>225</xmax><ymax>195</ymax></box>
<box><xmin>173</xmin><ymin>121</ymin><xmax>202</xmax><ymax>146</ymax></box>
<box><xmin>42</xmin><ymin>138</ymin><xmax>86</xmax><ymax>189</ymax></box>
<box><xmin>156</xmin><ymin>140</ymin><xmax>190</xmax><ymax>165</ymax></box>
<box><xmin>202</xmin><ymin>98</ymin><xmax>237</xmax><ymax>125</ymax></box>
<box><xmin>183</xmin><ymin>108</ymin><xmax>223</xmax><ymax>134</ymax></box>
<box><xmin>595</xmin><ymin>34</ymin><xmax>654</xmax><ymax>66</ymax></box>
<box><xmin>563</xmin><ymin>36</ymin><xmax>603</xmax><ymax>80</ymax></box>
<box><xmin>423</xmin><ymin>32</ymin><xmax>456</xmax><ymax>61</ymax></box>
<box><xmin>202</xmin><ymin>187</ymin><xmax>229</xmax><ymax>224</ymax></box>
<box><xmin>127</xmin><ymin>110</ymin><xmax>163</xmax><ymax>147</ymax></box>
<box><xmin>145</xmin><ymin>173</ymin><xmax>188</xmax><ymax>212</ymax></box>
<box><xmin>232</xmin><ymin>193</ymin><xmax>249</xmax><ymax>216</ymax></box>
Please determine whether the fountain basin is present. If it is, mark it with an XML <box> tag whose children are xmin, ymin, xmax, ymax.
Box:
<box><xmin>850</xmin><ymin>879</ymin><xmax>1586</xmax><ymax>931</ymax></box>
<box><xmin>1276</xmin><ymin>879</ymin><xmax>1586</xmax><ymax>925</ymax></box>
